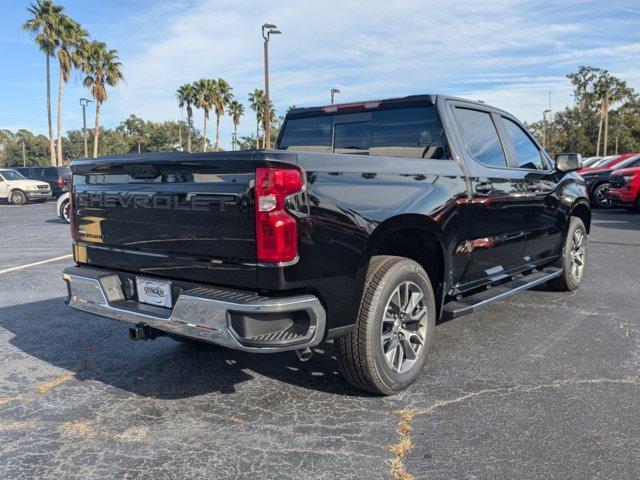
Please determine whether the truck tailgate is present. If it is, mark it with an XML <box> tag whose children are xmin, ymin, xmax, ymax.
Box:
<box><xmin>70</xmin><ymin>152</ymin><xmax>257</xmax><ymax>289</ymax></box>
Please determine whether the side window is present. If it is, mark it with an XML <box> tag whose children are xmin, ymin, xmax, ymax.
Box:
<box><xmin>501</xmin><ymin>117</ymin><xmax>545</xmax><ymax>170</ymax></box>
<box><xmin>44</xmin><ymin>167</ymin><xmax>58</xmax><ymax>179</ymax></box>
<box><xmin>455</xmin><ymin>108</ymin><xmax>507</xmax><ymax>167</ymax></box>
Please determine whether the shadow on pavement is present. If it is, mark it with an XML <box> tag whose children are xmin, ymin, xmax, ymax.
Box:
<box><xmin>0</xmin><ymin>297</ymin><xmax>368</xmax><ymax>399</ymax></box>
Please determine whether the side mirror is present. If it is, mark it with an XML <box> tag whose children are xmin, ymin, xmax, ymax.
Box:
<box><xmin>555</xmin><ymin>153</ymin><xmax>582</xmax><ymax>172</ymax></box>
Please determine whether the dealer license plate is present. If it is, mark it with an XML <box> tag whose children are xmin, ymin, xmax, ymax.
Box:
<box><xmin>136</xmin><ymin>277</ymin><xmax>173</xmax><ymax>308</ymax></box>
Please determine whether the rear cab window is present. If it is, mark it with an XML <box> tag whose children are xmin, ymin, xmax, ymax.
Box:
<box><xmin>278</xmin><ymin>103</ymin><xmax>450</xmax><ymax>159</ymax></box>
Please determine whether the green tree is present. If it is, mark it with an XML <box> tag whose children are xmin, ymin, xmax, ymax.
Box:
<box><xmin>527</xmin><ymin>66</ymin><xmax>639</xmax><ymax>157</ymax></box>
<box><xmin>176</xmin><ymin>83</ymin><xmax>197</xmax><ymax>152</ymax></box>
<box><xmin>80</xmin><ymin>41</ymin><xmax>124</xmax><ymax>157</ymax></box>
<box><xmin>212</xmin><ymin>78</ymin><xmax>233</xmax><ymax>151</ymax></box>
<box><xmin>248</xmin><ymin>89</ymin><xmax>264</xmax><ymax>149</ymax></box>
<box><xmin>117</xmin><ymin>114</ymin><xmax>147</xmax><ymax>153</ymax></box>
<box><xmin>23</xmin><ymin>0</ymin><xmax>63</xmax><ymax>166</ymax></box>
<box><xmin>593</xmin><ymin>70</ymin><xmax>631</xmax><ymax>156</ymax></box>
<box><xmin>53</xmin><ymin>14</ymin><xmax>88</xmax><ymax>164</ymax></box>
<box><xmin>227</xmin><ymin>100</ymin><xmax>244</xmax><ymax>150</ymax></box>
<box><xmin>1</xmin><ymin>129</ymin><xmax>50</xmax><ymax>167</ymax></box>
<box><xmin>194</xmin><ymin>79</ymin><xmax>216</xmax><ymax>152</ymax></box>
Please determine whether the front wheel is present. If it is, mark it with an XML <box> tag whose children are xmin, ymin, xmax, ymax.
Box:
<box><xmin>335</xmin><ymin>256</ymin><xmax>436</xmax><ymax>395</ymax></box>
<box><xmin>592</xmin><ymin>183</ymin><xmax>612</xmax><ymax>208</ymax></box>
<box><xmin>9</xmin><ymin>190</ymin><xmax>27</xmax><ymax>205</ymax></box>
<box><xmin>547</xmin><ymin>217</ymin><xmax>588</xmax><ymax>291</ymax></box>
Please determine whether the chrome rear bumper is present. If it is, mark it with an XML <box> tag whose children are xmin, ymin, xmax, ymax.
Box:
<box><xmin>63</xmin><ymin>266</ymin><xmax>326</xmax><ymax>352</ymax></box>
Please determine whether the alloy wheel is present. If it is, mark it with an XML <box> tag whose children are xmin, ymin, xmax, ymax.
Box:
<box><xmin>381</xmin><ymin>281</ymin><xmax>428</xmax><ymax>373</ymax></box>
<box><xmin>62</xmin><ymin>201</ymin><xmax>71</xmax><ymax>223</ymax></box>
<box><xmin>570</xmin><ymin>229</ymin><xmax>586</xmax><ymax>281</ymax></box>
<box><xmin>594</xmin><ymin>184</ymin><xmax>612</xmax><ymax>208</ymax></box>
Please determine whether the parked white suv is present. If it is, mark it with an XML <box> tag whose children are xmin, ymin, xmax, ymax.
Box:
<box><xmin>0</xmin><ymin>168</ymin><xmax>52</xmax><ymax>204</ymax></box>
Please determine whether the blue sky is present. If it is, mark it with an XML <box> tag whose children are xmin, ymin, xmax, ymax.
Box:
<box><xmin>1</xmin><ymin>0</ymin><xmax>639</xmax><ymax>149</ymax></box>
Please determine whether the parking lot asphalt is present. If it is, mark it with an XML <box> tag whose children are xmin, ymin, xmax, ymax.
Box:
<box><xmin>0</xmin><ymin>202</ymin><xmax>639</xmax><ymax>479</ymax></box>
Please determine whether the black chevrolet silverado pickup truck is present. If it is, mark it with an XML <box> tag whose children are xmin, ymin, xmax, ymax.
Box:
<box><xmin>63</xmin><ymin>95</ymin><xmax>590</xmax><ymax>395</ymax></box>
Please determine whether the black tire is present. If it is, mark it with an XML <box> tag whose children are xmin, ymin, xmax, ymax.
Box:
<box><xmin>591</xmin><ymin>183</ymin><xmax>612</xmax><ymax>209</ymax></box>
<box><xmin>547</xmin><ymin>217</ymin><xmax>588</xmax><ymax>291</ymax></box>
<box><xmin>335</xmin><ymin>255</ymin><xmax>436</xmax><ymax>395</ymax></box>
<box><xmin>9</xmin><ymin>190</ymin><xmax>27</xmax><ymax>205</ymax></box>
<box><xmin>60</xmin><ymin>200</ymin><xmax>71</xmax><ymax>223</ymax></box>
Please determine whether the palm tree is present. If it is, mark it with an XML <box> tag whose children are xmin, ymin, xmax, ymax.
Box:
<box><xmin>54</xmin><ymin>15</ymin><xmax>87</xmax><ymax>164</ymax></box>
<box><xmin>80</xmin><ymin>41</ymin><xmax>124</xmax><ymax>158</ymax></box>
<box><xmin>248</xmin><ymin>89</ymin><xmax>264</xmax><ymax>149</ymax></box>
<box><xmin>176</xmin><ymin>83</ymin><xmax>196</xmax><ymax>152</ymax></box>
<box><xmin>227</xmin><ymin>100</ymin><xmax>244</xmax><ymax>151</ymax></box>
<box><xmin>194</xmin><ymin>79</ymin><xmax>216</xmax><ymax>152</ymax></box>
<box><xmin>23</xmin><ymin>0</ymin><xmax>63</xmax><ymax>166</ymax></box>
<box><xmin>212</xmin><ymin>78</ymin><xmax>233</xmax><ymax>151</ymax></box>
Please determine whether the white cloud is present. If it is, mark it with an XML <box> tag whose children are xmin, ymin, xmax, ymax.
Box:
<box><xmin>14</xmin><ymin>0</ymin><xmax>640</xmax><ymax>148</ymax></box>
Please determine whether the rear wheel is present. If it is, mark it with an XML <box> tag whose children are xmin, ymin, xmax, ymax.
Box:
<box><xmin>9</xmin><ymin>190</ymin><xmax>27</xmax><ymax>205</ymax></box>
<box><xmin>335</xmin><ymin>256</ymin><xmax>436</xmax><ymax>395</ymax></box>
<box><xmin>547</xmin><ymin>217</ymin><xmax>587</xmax><ymax>291</ymax></box>
<box><xmin>592</xmin><ymin>183</ymin><xmax>612</xmax><ymax>208</ymax></box>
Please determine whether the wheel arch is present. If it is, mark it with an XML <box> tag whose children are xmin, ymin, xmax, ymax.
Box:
<box><xmin>365</xmin><ymin>214</ymin><xmax>449</xmax><ymax>316</ymax></box>
<box><xmin>9</xmin><ymin>188</ymin><xmax>26</xmax><ymax>203</ymax></box>
<box><xmin>571</xmin><ymin>200</ymin><xmax>591</xmax><ymax>234</ymax></box>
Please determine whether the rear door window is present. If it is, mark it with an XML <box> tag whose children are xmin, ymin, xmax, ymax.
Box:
<box><xmin>501</xmin><ymin>117</ymin><xmax>545</xmax><ymax>170</ymax></box>
<box><xmin>454</xmin><ymin>108</ymin><xmax>507</xmax><ymax>167</ymax></box>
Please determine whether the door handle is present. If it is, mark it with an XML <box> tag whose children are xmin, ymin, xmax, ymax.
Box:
<box><xmin>475</xmin><ymin>181</ymin><xmax>493</xmax><ymax>194</ymax></box>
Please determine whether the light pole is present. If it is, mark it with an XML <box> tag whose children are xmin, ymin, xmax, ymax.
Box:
<box><xmin>79</xmin><ymin>98</ymin><xmax>93</xmax><ymax>158</ymax></box>
<box><xmin>262</xmin><ymin>23</ymin><xmax>281</xmax><ymax>150</ymax></box>
<box><xmin>542</xmin><ymin>109</ymin><xmax>551</xmax><ymax>150</ymax></box>
<box><xmin>330</xmin><ymin>88</ymin><xmax>341</xmax><ymax>105</ymax></box>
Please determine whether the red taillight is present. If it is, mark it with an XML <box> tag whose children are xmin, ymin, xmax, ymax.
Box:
<box><xmin>56</xmin><ymin>177</ymin><xmax>64</xmax><ymax>187</ymax></box>
<box><xmin>68</xmin><ymin>174</ymin><xmax>78</xmax><ymax>242</ymax></box>
<box><xmin>255</xmin><ymin>167</ymin><xmax>303</xmax><ymax>264</ymax></box>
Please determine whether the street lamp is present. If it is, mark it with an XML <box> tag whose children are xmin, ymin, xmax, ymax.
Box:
<box><xmin>79</xmin><ymin>98</ymin><xmax>93</xmax><ymax>158</ymax></box>
<box><xmin>330</xmin><ymin>88</ymin><xmax>341</xmax><ymax>105</ymax></box>
<box><xmin>262</xmin><ymin>23</ymin><xmax>281</xmax><ymax>150</ymax></box>
<box><xmin>542</xmin><ymin>109</ymin><xmax>551</xmax><ymax>150</ymax></box>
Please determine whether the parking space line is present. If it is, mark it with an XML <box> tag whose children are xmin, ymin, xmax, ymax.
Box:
<box><xmin>0</xmin><ymin>254</ymin><xmax>72</xmax><ymax>274</ymax></box>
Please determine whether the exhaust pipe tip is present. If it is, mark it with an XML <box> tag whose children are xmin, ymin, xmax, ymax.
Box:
<box><xmin>295</xmin><ymin>347</ymin><xmax>313</xmax><ymax>362</ymax></box>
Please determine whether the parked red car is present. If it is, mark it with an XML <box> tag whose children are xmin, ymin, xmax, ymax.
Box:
<box><xmin>608</xmin><ymin>166</ymin><xmax>640</xmax><ymax>211</ymax></box>
<box><xmin>577</xmin><ymin>153</ymin><xmax>637</xmax><ymax>175</ymax></box>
